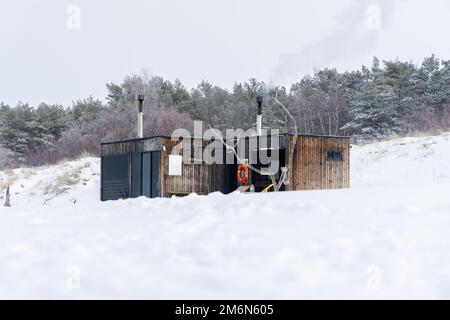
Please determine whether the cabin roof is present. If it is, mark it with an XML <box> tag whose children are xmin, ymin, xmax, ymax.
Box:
<box><xmin>101</xmin><ymin>133</ymin><xmax>350</xmax><ymax>145</ymax></box>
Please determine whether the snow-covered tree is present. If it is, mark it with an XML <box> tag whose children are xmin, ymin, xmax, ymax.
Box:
<box><xmin>342</xmin><ymin>84</ymin><xmax>399</xmax><ymax>140</ymax></box>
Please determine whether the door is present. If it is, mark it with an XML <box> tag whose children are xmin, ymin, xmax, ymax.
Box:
<box><xmin>131</xmin><ymin>153</ymin><xmax>142</xmax><ymax>198</ymax></box>
<box><xmin>142</xmin><ymin>151</ymin><xmax>161</xmax><ymax>198</ymax></box>
<box><xmin>101</xmin><ymin>155</ymin><xmax>129</xmax><ymax>201</ymax></box>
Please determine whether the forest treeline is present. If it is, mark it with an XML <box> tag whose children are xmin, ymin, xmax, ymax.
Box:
<box><xmin>1</xmin><ymin>55</ymin><xmax>449</xmax><ymax>168</ymax></box>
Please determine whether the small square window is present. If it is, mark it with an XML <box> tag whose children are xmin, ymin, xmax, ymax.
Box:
<box><xmin>327</xmin><ymin>150</ymin><xmax>343</xmax><ymax>161</ymax></box>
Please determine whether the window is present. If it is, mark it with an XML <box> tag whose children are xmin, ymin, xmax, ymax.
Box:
<box><xmin>327</xmin><ymin>150</ymin><xmax>343</xmax><ymax>161</ymax></box>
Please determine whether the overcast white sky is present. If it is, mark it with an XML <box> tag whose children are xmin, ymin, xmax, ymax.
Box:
<box><xmin>1</xmin><ymin>0</ymin><xmax>449</xmax><ymax>106</ymax></box>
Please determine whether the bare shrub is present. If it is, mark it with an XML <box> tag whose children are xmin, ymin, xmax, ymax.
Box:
<box><xmin>98</xmin><ymin>105</ymin><xmax>194</xmax><ymax>142</ymax></box>
<box><xmin>0</xmin><ymin>146</ymin><xmax>16</xmax><ymax>170</ymax></box>
<box><xmin>402</xmin><ymin>104</ymin><xmax>450</xmax><ymax>137</ymax></box>
<box><xmin>21</xmin><ymin>107</ymin><xmax>194</xmax><ymax>168</ymax></box>
<box><xmin>23</xmin><ymin>131</ymin><xmax>99</xmax><ymax>167</ymax></box>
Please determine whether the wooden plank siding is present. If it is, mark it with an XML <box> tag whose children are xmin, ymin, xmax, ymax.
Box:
<box><xmin>159</xmin><ymin>137</ymin><xmax>226</xmax><ymax>197</ymax></box>
<box><xmin>288</xmin><ymin>135</ymin><xmax>350</xmax><ymax>190</ymax></box>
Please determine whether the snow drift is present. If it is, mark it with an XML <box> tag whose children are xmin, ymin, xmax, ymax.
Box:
<box><xmin>1</xmin><ymin>133</ymin><xmax>450</xmax><ymax>299</ymax></box>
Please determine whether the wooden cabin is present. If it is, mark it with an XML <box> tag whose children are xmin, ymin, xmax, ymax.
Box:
<box><xmin>100</xmin><ymin>134</ymin><xmax>350</xmax><ymax>201</ymax></box>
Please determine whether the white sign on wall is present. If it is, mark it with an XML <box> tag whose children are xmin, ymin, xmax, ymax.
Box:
<box><xmin>168</xmin><ymin>155</ymin><xmax>183</xmax><ymax>176</ymax></box>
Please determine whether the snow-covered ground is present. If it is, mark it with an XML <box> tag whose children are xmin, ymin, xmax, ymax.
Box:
<box><xmin>1</xmin><ymin>133</ymin><xmax>450</xmax><ymax>299</ymax></box>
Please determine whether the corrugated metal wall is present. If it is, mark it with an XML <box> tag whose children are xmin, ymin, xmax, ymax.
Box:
<box><xmin>101</xmin><ymin>155</ymin><xmax>129</xmax><ymax>201</ymax></box>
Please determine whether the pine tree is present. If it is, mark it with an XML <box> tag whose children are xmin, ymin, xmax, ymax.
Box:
<box><xmin>36</xmin><ymin>103</ymin><xmax>69</xmax><ymax>140</ymax></box>
<box><xmin>342</xmin><ymin>84</ymin><xmax>399</xmax><ymax>140</ymax></box>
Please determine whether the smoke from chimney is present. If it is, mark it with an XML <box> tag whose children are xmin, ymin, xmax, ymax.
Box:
<box><xmin>269</xmin><ymin>0</ymin><xmax>399</xmax><ymax>84</ymax></box>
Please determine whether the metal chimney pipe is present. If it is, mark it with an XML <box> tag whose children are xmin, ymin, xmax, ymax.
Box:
<box><xmin>256</xmin><ymin>96</ymin><xmax>263</xmax><ymax>136</ymax></box>
<box><xmin>137</xmin><ymin>94</ymin><xmax>144</xmax><ymax>138</ymax></box>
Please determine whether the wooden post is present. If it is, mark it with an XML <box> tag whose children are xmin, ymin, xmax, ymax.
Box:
<box><xmin>4</xmin><ymin>186</ymin><xmax>11</xmax><ymax>207</ymax></box>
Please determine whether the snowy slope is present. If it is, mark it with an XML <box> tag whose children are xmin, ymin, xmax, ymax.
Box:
<box><xmin>0</xmin><ymin>157</ymin><xmax>100</xmax><ymax>208</ymax></box>
<box><xmin>351</xmin><ymin>132</ymin><xmax>450</xmax><ymax>187</ymax></box>
<box><xmin>1</xmin><ymin>133</ymin><xmax>450</xmax><ymax>299</ymax></box>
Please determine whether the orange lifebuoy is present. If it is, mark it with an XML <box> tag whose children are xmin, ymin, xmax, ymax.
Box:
<box><xmin>237</xmin><ymin>164</ymin><xmax>249</xmax><ymax>184</ymax></box>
